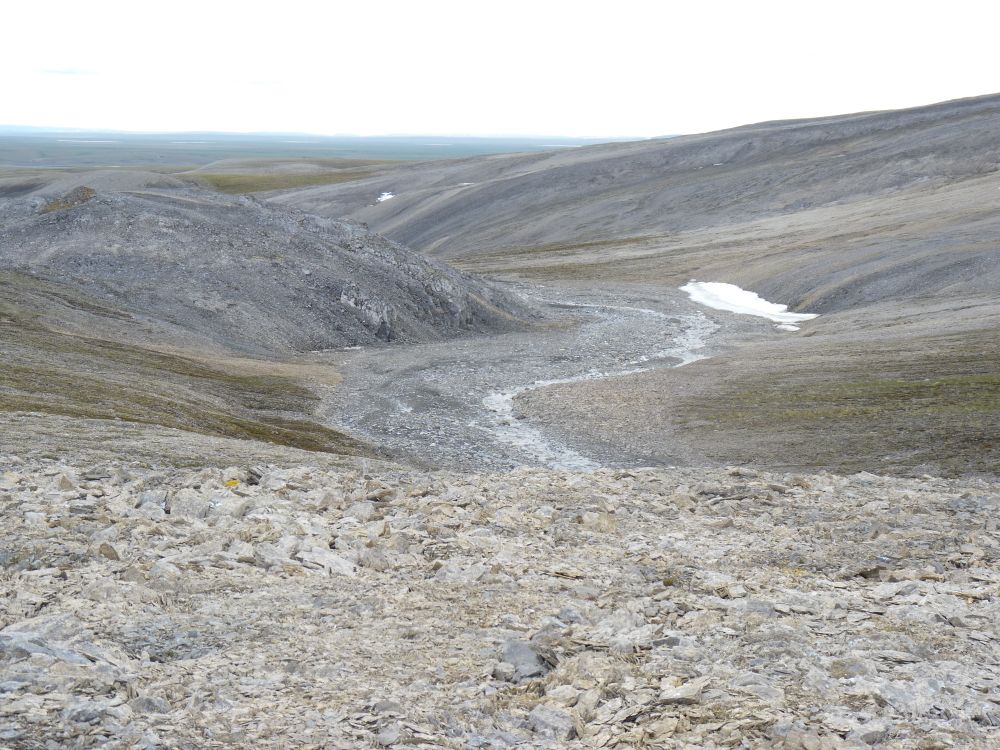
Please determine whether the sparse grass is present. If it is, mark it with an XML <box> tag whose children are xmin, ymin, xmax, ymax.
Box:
<box><xmin>203</xmin><ymin>157</ymin><xmax>393</xmax><ymax>171</ymax></box>
<box><xmin>40</xmin><ymin>186</ymin><xmax>96</xmax><ymax>213</ymax></box>
<box><xmin>458</xmin><ymin>257</ymin><xmax>626</xmax><ymax>280</ymax></box>
<box><xmin>455</xmin><ymin>236</ymin><xmax>669</xmax><ymax>280</ymax></box>
<box><xmin>740</xmin><ymin>373</ymin><xmax>1000</xmax><ymax>420</ymax></box>
<box><xmin>488</xmin><ymin>236</ymin><xmax>659</xmax><ymax>259</ymax></box>
<box><xmin>0</xmin><ymin>271</ymin><xmax>365</xmax><ymax>456</ymax></box>
<box><xmin>680</xmin><ymin>330</ymin><xmax>1000</xmax><ymax>475</ymax></box>
<box><xmin>187</xmin><ymin>169</ymin><xmax>377</xmax><ymax>194</ymax></box>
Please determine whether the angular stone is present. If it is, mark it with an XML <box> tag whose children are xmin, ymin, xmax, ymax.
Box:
<box><xmin>296</xmin><ymin>547</ymin><xmax>356</xmax><ymax>577</ymax></box>
<box><xmin>345</xmin><ymin>501</ymin><xmax>376</xmax><ymax>522</ymax></box>
<box><xmin>546</xmin><ymin>684</ymin><xmax>579</xmax><ymax>706</ymax></box>
<box><xmin>849</xmin><ymin>719</ymin><xmax>892</xmax><ymax>746</ymax></box>
<box><xmin>660</xmin><ymin>676</ymin><xmax>710</xmax><ymax>704</ymax></box>
<box><xmin>528</xmin><ymin>704</ymin><xmax>575</xmax><ymax>741</ymax></box>
<box><xmin>130</xmin><ymin>695</ymin><xmax>170</xmax><ymax>714</ymax></box>
<box><xmin>501</xmin><ymin>640</ymin><xmax>547</xmax><ymax>682</ymax></box>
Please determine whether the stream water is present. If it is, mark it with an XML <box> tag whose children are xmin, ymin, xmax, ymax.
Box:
<box><xmin>322</xmin><ymin>288</ymin><xmax>719</xmax><ymax>470</ymax></box>
<box><xmin>480</xmin><ymin>303</ymin><xmax>717</xmax><ymax>470</ymax></box>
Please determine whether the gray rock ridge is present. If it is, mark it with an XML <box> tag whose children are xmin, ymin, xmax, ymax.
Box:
<box><xmin>1</xmin><ymin>458</ymin><xmax>997</xmax><ymax>747</ymax></box>
<box><xmin>0</xmin><ymin>179</ymin><xmax>538</xmax><ymax>355</ymax></box>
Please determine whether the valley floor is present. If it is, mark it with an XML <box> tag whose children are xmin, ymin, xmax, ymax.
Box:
<box><xmin>321</xmin><ymin>282</ymin><xmax>760</xmax><ymax>471</ymax></box>
<box><xmin>1</xmin><ymin>458</ymin><xmax>997</xmax><ymax>748</ymax></box>
<box><xmin>322</xmin><ymin>279</ymin><xmax>1000</xmax><ymax>478</ymax></box>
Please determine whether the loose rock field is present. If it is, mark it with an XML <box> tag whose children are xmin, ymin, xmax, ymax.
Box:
<box><xmin>1</xmin><ymin>459</ymin><xmax>997</xmax><ymax>748</ymax></box>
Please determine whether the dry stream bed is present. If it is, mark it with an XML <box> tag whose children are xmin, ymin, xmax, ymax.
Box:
<box><xmin>320</xmin><ymin>285</ymin><xmax>739</xmax><ymax>471</ymax></box>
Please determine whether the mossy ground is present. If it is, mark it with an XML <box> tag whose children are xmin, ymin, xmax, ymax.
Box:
<box><xmin>188</xmin><ymin>169</ymin><xmax>376</xmax><ymax>194</ymax></box>
<box><xmin>679</xmin><ymin>329</ymin><xmax>1000</xmax><ymax>475</ymax></box>
<box><xmin>39</xmin><ymin>186</ymin><xmax>96</xmax><ymax>213</ymax></box>
<box><xmin>0</xmin><ymin>272</ymin><xmax>364</xmax><ymax>456</ymax></box>
<box><xmin>183</xmin><ymin>158</ymin><xmax>397</xmax><ymax>194</ymax></box>
<box><xmin>456</xmin><ymin>236</ymin><xmax>660</xmax><ymax>279</ymax></box>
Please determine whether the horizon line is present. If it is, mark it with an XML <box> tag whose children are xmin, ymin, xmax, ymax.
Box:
<box><xmin>0</xmin><ymin>124</ymin><xmax>656</xmax><ymax>141</ymax></box>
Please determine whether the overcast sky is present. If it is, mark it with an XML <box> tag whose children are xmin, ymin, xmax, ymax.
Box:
<box><xmin>3</xmin><ymin>1</ymin><xmax>997</xmax><ymax>137</ymax></box>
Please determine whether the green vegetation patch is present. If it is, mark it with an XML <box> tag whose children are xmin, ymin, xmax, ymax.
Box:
<box><xmin>738</xmin><ymin>373</ymin><xmax>1000</xmax><ymax>421</ymax></box>
<box><xmin>496</xmin><ymin>236</ymin><xmax>659</xmax><ymax>259</ymax></box>
<box><xmin>456</xmin><ymin>236</ymin><xmax>669</xmax><ymax>280</ymax></box>
<box><xmin>680</xmin><ymin>330</ymin><xmax>1000</xmax><ymax>476</ymax></box>
<box><xmin>188</xmin><ymin>169</ymin><xmax>377</xmax><ymax>194</ymax></box>
<box><xmin>207</xmin><ymin>157</ymin><xmax>392</xmax><ymax>170</ymax></box>
<box><xmin>40</xmin><ymin>186</ymin><xmax>96</xmax><ymax>213</ymax></box>
<box><xmin>470</xmin><ymin>259</ymin><xmax>631</xmax><ymax>280</ymax></box>
<box><xmin>0</xmin><ymin>272</ymin><xmax>364</xmax><ymax>456</ymax></box>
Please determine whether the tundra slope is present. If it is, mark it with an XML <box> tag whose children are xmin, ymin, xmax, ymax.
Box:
<box><xmin>270</xmin><ymin>93</ymin><xmax>1000</xmax><ymax>312</ymax></box>
<box><xmin>0</xmin><ymin>171</ymin><xmax>535</xmax><ymax>462</ymax></box>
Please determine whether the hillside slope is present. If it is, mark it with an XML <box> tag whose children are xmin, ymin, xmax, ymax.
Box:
<box><xmin>271</xmin><ymin>93</ymin><xmax>1000</xmax><ymax>312</ymax></box>
<box><xmin>0</xmin><ymin>172</ymin><xmax>538</xmax><ymax>463</ymax></box>
<box><xmin>0</xmin><ymin>172</ymin><xmax>535</xmax><ymax>355</ymax></box>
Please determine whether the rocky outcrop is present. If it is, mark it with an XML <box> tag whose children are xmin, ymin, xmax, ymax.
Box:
<box><xmin>0</xmin><ymin>176</ymin><xmax>536</xmax><ymax>354</ymax></box>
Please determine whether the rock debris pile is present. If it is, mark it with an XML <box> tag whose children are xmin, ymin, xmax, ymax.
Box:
<box><xmin>0</xmin><ymin>179</ymin><xmax>535</xmax><ymax>353</ymax></box>
<box><xmin>1</xmin><ymin>459</ymin><xmax>997</xmax><ymax>748</ymax></box>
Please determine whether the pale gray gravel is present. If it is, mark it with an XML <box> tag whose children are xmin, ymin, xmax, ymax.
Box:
<box><xmin>320</xmin><ymin>283</ymin><xmax>755</xmax><ymax>471</ymax></box>
<box><xmin>1</xmin><ymin>458</ymin><xmax>997</xmax><ymax>748</ymax></box>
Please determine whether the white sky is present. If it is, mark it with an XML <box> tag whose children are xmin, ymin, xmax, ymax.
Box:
<box><xmin>3</xmin><ymin>0</ymin><xmax>998</xmax><ymax>137</ymax></box>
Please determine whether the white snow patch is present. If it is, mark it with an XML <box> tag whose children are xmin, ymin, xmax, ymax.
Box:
<box><xmin>377</xmin><ymin>192</ymin><xmax>395</xmax><ymax>202</ymax></box>
<box><xmin>680</xmin><ymin>281</ymin><xmax>817</xmax><ymax>329</ymax></box>
<box><xmin>310</xmin><ymin>344</ymin><xmax>362</xmax><ymax>353</ymax></box>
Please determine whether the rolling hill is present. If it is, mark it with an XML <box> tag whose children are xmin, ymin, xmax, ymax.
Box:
<box><xmin>0</xmin><ymin>171</ymin><xmax>536</xmax><ymax>463</ymax></box>
<box><xmin>271</xmin><ymin>93</ymin><xmax>1000</xmax><ymax>313</ymax></box>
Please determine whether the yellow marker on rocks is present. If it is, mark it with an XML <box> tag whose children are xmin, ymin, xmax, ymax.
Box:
<box><xmin>225</xmin><ymin>479</ymin><xmax>239</xmax><ymax>488</ymax></box>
